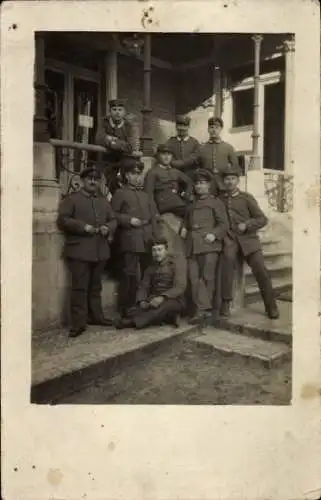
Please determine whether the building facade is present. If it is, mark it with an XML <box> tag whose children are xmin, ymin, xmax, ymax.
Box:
<box><xmin>33</xmin><ymin>32</ymin><xmax>295</xmax><ymax>330</ymax></box>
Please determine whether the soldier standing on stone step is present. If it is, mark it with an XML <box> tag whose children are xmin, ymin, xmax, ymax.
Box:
<box><xmin>218</xmin><ymin>165</ymin><xmax>280</xmax><ymax>320</ymax></box>
<box><xmin>115</xmin><ymin>237</ymin><xmax>186</xmax><ymax>330</ymax></box>
<box><xmin>57</xmin><ymin>167</ymin><xmax>118</xmax><ymax>338</ymax></box>
<box><xmin>95</xmin><ymin>98</ymin><xmax>141</xmax><ymax>194</ymax></box>
<box><xmin>199</xmin><ymin>117</ymin><xmax>239</xmax><ymax>196</ymax></box>
<box><xmin>180</xmin><ymin>169</ymin><xmax>228</xmax><ymax>324</ymax></box>
<box><xmin>111</xmin><ymin>156</ymin><xmax>161</xmax><ymax>319</ymax></box>
<box><xmin>144</xmin><ymin>144</ymin><xmax>194</xmax><ymax>219</ymax></box>
<box><xmin>165</xmin><ymin>115</ymin><xmax>201</xmax><ymax>178</ymax></box>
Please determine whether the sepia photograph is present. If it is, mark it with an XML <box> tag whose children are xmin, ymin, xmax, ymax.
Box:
<box><xmin>31</xmin><ymin>31</ymin><xmax>294</xmax><ymax>405</ymax></box>
<box><xmin>2</xmin><ymin>1</ymin><xmax>320</xmax><ymax>499</ymax></box>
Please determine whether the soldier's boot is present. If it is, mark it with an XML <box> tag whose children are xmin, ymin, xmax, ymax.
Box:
<box><xmin>220</xmin><ymin>300</ymin><xmax>231</xmax><ymax>318</ymax></box>
<box><xmin>69</xmin><ymin>326</ymin><xmax>87</xmax><ymax>338</ymax></box>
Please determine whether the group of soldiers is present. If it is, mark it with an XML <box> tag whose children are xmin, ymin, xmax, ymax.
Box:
<box><xmin>58</xmin><ymin>98</ymin><xmax>280</xmax><ymax>338</ymax></box>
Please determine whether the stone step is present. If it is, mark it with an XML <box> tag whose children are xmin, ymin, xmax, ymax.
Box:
<box><xmin>261</xmin><ymin>250</ymin><xmax>292</xmax><ymax>266</ymax></box>
<box><xmin>245</xmin><ymin>276</ymin><xmax>292</xmax><ymax>304</ymax></box>
<box><xmin>213</xmin><ymin>301</ymin><xmax>292</xmax><ymax>345</ymax></box>
<box><xmin>189</xmin><ymin>328</ymin><xmax>291</xmax><ymax>368</ymax></box>
<box><xmin>244</xmin><ymin>263</ymin><xmax>292</xmax><ymax>287</ymax></box>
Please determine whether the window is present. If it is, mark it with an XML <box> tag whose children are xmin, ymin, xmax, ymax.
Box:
<box><xmin>232</xmin><ymin>88</ymin><xmax>254</xmax><ymax>128</ymax></box>
<box><xmin>45</xmin><ymin>69</ymin><xmax>65</xmax><ymax>139</ymax></box>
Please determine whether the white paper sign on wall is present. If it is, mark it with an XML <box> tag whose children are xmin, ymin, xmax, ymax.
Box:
<box><xmin>78</xmin><ymin>114</ymin><xmax>94</xmax><ymax>128</ymax></box>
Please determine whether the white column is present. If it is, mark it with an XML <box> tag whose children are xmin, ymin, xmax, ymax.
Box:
<box><xmin>104</xmin><ymin>48</ymin><xmax>118</xmax><ymax>114</ymax></box>
<box><xmin>283</xmin><ymin>39</ymin><xmax>295</xmax><ymax>174</ymax></box>
<box><xmin>246</xmin><ymin>34</ymin><xmax>268</xmax><ymax>213</ymax></box>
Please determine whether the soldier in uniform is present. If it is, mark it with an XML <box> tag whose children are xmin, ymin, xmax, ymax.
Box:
<box><xmin>95</xmin><ymin>98</ymin><xmax>141</xmax><ymax>194</ymax></box>
<box><xmin>115</xmin><ymin>237</ymin><xmax>186</xmax><ymax>330</ymax></box>
<box><xmin>144</xmin><ymin>144</ymin><xmax>193</xmax><ymax>218</ymax></box>
<box><xmin>57</xmin><ymin>167</ymin><xmax>118</xmax><ymax>337</ymax></box>
<box><xmin>165</xmin><ymin>115</ymin><xmax>200</xmax><ymax>177</ymax></box>
<box><xmin>199</xmin><ymin>117</ymin><xmax>239</xmax><ymax>195</ymax></box>
<box><xmin>111</xmin><ymin>156</ymin><xmax>160</xmax><ymax>318</ymax></box>
<box><xmin>180</xmin><ymin>169</ymin><xmax>228</xmax><ymax>324</ymax></box>
<box><xmin>218</xmin><ymin>165</ymin><xmax>280</xmax><ymax>320</ymax></box>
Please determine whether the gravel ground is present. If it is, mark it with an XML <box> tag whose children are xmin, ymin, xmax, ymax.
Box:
<box><xmin>59</xmin><ymin>337</ymin><xmax>292</xmax><ymax>405</ymax></box>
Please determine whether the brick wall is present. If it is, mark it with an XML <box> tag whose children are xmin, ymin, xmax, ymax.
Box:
<box><xmin>117</xmin><ymin>55</ymin><xmax>176</xmax><ymax>147</ymax></box>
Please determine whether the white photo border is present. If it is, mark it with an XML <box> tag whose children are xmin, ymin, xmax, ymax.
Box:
<box><xmin>1</xmin><ymin>1</ymin><xmax>321</xmax><ymax>498</ymax></box>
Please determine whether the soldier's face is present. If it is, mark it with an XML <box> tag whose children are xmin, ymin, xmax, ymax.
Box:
<box><xmin>159</xmin><ymin>152</ymin><xmax>173</xmax><ymax>166</ymax></box>
<box><xmin>208</xmin><ymin>124</ymin><xmax>222</xmax><ymax>138</ymax></box>
<box><xmin>83</xmin><ymin>176</ymin><xmax>100</xmax><ymax>193</ymax></box>
<box><xmin>195</xmin><ymin>180</ymin><xmax>210</xmax><ymax>195</ymax></box>
<box><xmin>176</xmin><ymin>124</ymin><xmax>189</xmax><ymax>137</ymax></box>
<box><xmin>152</xmin><ymin>244</ymin><xmax>168</xmax><ymax>262</ymax></box>
<box><xmin>110</xmin><ymin>106</ymin><xmax>125</xmax><ymax>121</ymax></box>
<box><xmin>223</xmin><ymin>174</ymin><xmax>239</xmax><ymax>191</ymax></box>
<box><xmin>126</xmin><ymin>171</ymin><xmax>143</xmax><ymax>187</ymax></box>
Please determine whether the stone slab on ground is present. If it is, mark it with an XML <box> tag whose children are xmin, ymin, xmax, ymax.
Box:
<box><xmin>214</xmin><ymin>300</ymin><xmax>292</xmax><ymax>344</ymax></box>
<box><xmin>31</xmin><ymin>322</ymin><xmax>198</xmax><ymax>403</ymax></box>
<box><xmin>189</xmin><ymin>328</ymin><xmax>291</xmax><ymax>368</ymax></box>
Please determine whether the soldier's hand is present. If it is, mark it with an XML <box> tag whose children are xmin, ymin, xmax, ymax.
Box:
<box><xmin>84</xmin><ymin>224</ymin><xmax>97</xmax><ymax>235</ymax></box>
<box><xmin>237</xmin><ymin>222</ymin><xmax>247</xmax><ymax>233</ymax></box>
<box><xmin>99</xmin><ymin>225</ymin><xmax>109</xmax><ymax>237</ymax></box>
<box><xmin>139</xmin><ymin>300</ymin><xmax>150</xmax><ymax>310</ymax></box>
<box><xmin>180</xmin><ymin>227</ymin><xmax>187</xmax><ymax>239</ymax></box>
<box><xmin>130</xmin><ymin>217</ymin><xmax>142</xmax><ymax>227</ymax></box>
<box><xmin>149</xmin><ymin>296</ymin><xmax>165</xmax><ymax>308</ymax></box>
<box><xmin>205</xmin><ymin>233</ymin><xmax>216</xmax><ymax>243</ymax></box>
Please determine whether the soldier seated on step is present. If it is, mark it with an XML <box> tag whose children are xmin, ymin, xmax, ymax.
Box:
<box><xmin>115</xmin><ymin>237</ymin><xmax>186</xmax><ymax>330</ymax></box>
<box><xmin>111</xmin><ymin>156</ymin><xmax>161</xmax><ymax>319</ymax></box>
<box><xmin>95</xmin><ymin>98</ymin><xmax>142</xmax><ymax>195</ymax></box>
<box><xmin>180</xmin><ymin>169</ymin><xmax>229</xmax><ymax>325</ymax></box>
<box><xmin>218</xmin><ymin>164</ymin><xmax>280</xmax><ymax>320</ymax></box>
<box><xmin>144</xmin><ymin>144</ymin><xmax>194</xmax><ymax>219</ymax></box>
<box><xmin>57</xmin><ymin>166</ymin><xmax>118</xmax><ymax>338</ymax></box>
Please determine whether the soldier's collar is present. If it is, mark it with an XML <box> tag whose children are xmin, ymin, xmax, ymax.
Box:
<box><xmin>224</xmin><ymin>189</ymin><xmax>240</xmax><ymax>198</ymax></box>
<box><xmin>208</xmin><ymin>138</ymin><xmax>222</xmax><ymax>144</ymax></box>
<box><xmin>176</xmin><ymin>135</ymin><xmax>190</xmax><ymax>142</ymax></box>
<box><xmin>158</xmin><ymin>164</ymin><xmax>171</xmax><ymax>170</ymax></box>
<box><xmin>109</xmin><ymin>117</ymin><xmax>125</xmax><ymax>129</ymax></box>
<box><xmin>80</xmin><ymin>188</ymin><xmax>98</xmax><ymax>198</ymax></box>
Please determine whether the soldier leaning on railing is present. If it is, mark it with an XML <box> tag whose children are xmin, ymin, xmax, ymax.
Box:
<box><xmin>95</xmin><ymin>98</ymin><xmax>142</xmax><ymax>195</ymax></box>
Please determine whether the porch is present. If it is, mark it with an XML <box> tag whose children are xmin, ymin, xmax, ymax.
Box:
<box><xmin>33</xmin><ymin>32</ymin><xmax>294</xmax><ymax>331</ymax></box>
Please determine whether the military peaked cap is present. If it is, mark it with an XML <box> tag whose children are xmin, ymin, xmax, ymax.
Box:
<box><xmin>155</xmin><ymin>144</ymin><xmax>174</xmax><ymax>156</ymax></box>
<box><xmin>109</xmin><ymin>98</ymin><xmax>126</xmax><ymax>108</ymax></box>
<box><xmin>193</xmin><ymin>168</ymin><xmax>213</xmax><ymax>182</ymax></box>
<box><xmin>80</xmin><ymin>166</ymin><xmax>102</xmax><ymax>179</ymax></box>
<box><xmin>221</xmin><ymin>164</ymin><xmax>241</xmax><ymax>177</ymax></box>
<box><xmin>208</xmin><ymin>116</ymin><xmax>224</xmax><ymax>128</ymax></box>
<box><xmin>175</xmin><ymin>115</ymin><xmax>191</xmax><ymax>126</ymax></box>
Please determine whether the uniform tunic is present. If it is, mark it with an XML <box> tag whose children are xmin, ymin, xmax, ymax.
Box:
<box><xmin>57</xmin><ymin>190</ymin><xmax>117</xmax><ymax>328</ymax></box>
<box><xmin>130</xmin><ymin>254</ymin><xmax>187</xmax><ymax>329</ymax></box>
<box><xmin>165</xmin><ymin>136</ymin><xmax>200</xmax><ymax>175</ymax></box>
<box><xmin>111</xmin><ymin>185</ymin><xmax>160</xmax><ymax>314</ymax></box>
<box><xmin>199</xmin><ymin>139</ymin><xmax>239</xmax><ymax>194</ymax></box>
<box><xmin>144</xmin><ymin>164</ymin><xmax>193</xmax><ymax>216</ymax></box>
<box><xmin>218</xmin><ymin>190</ymin><xmax>277</xmax><ymax>313</ymax></box>
<box><xmin>182</xmin><ymin>195</ymin><xmax>228</xmax><ymax>312</ymax></box>
<box><xmin>95</xmin><ymin>115</ymin><xmax>140</xmax><ymax>193</ymax></box>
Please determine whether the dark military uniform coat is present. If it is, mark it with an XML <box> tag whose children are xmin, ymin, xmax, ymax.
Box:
<box><xmin>136</xmin><ymin>254</ymin><xmax>187</xmax><ymax>304</ymax></box>
<box><xmin>199</xmin><ymin>139</ymin><xmax>239</xmax><ymax>173</ymax></box>
<box><xmin>95</xmin><ymin>114</ymin><xmax>140</xmax><ymax>158</ymax></box>
<box><xmin>165</xmin><ymin>136</ymin><xmax>200</xmax><ymax>174</ymax></box>
<box><xmin>218</xmin><ymin>190</ymin><xmax>268</xmax><ymax>256</ymax></box>
<box><xmin>182</xmin><ymin>195</ymin><xmax>228</xmax><ymax>256</ymax></box>
<box><xmin>144</xmin><ymin>164</ymin><xmax>193</xmax><ymax>214</ymax></box>
<box><xmin>57</xmin><ymin>190</ymin><xmax>117</xmax><ymax>262</ymax></box>
<box><xmin>111</xmin><ymin>185</ymin><xmax>160</xmax><ymax>253</ymax></box>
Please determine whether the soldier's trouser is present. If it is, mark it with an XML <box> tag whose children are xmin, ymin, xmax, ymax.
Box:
<box><xmin>221</xmin><ymin>242</ymin><xmax>277</xmax><ymax>312</ymax></box>
<box><xmin>188</xmin><ymin>252</ymin><xmax>220</xmax><ymax>312</ymax></box>
<box><xmin>130</xmin><ymin>298</ymin><xmax>184</xmax><ymax>329</ymax></box>
<box><xmin>67</xmin><ymin>259</ymin><xmax>106</xmax><ymax>329</ymax></box>
<box><xmin>118</xmin><ymin>252</ymin><xmax>151</xmax><ymax>314</ymax></box>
